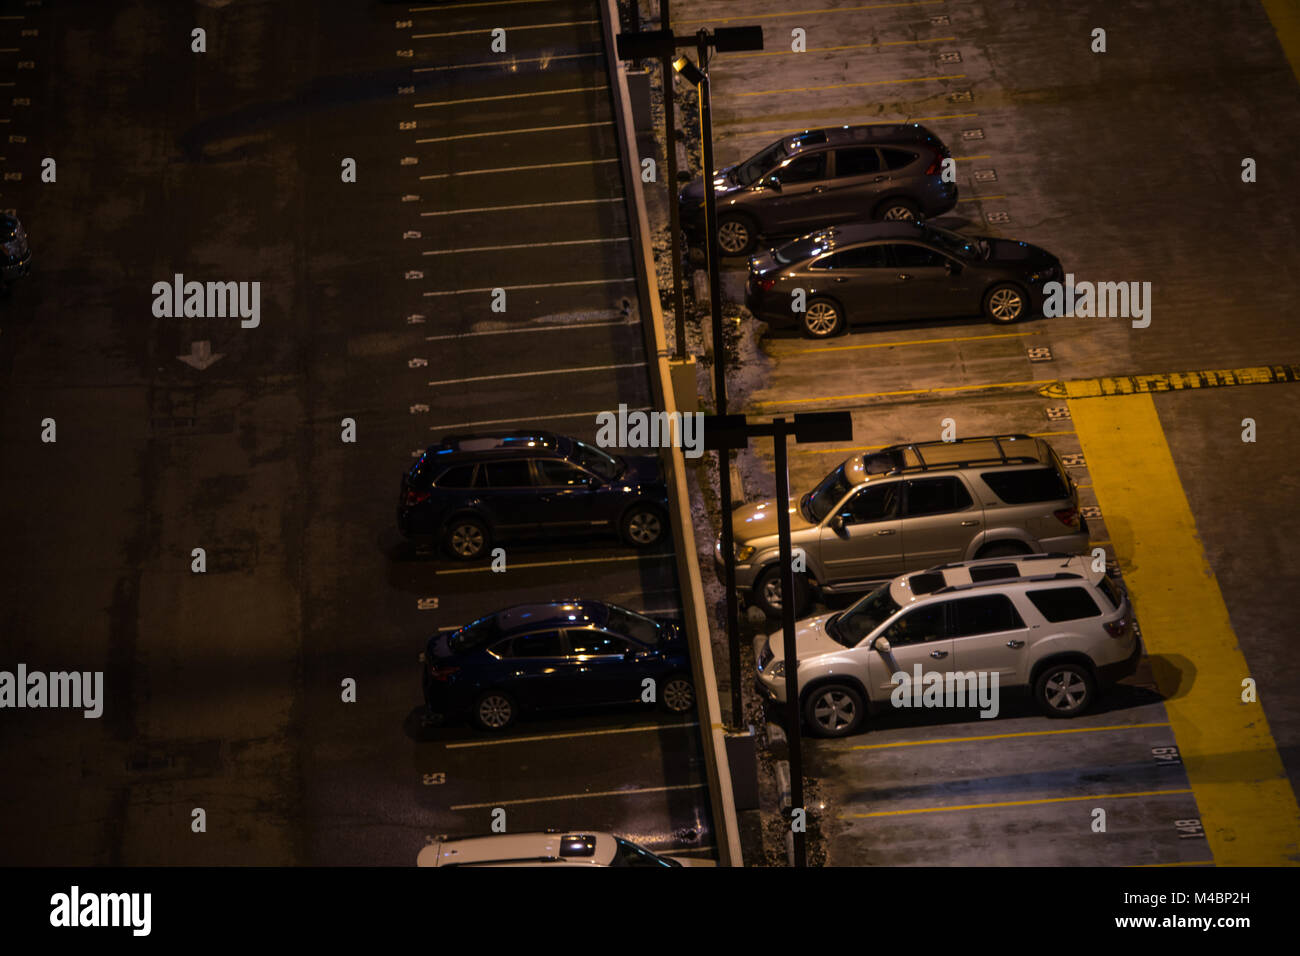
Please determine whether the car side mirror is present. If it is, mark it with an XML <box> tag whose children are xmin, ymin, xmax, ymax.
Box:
<box><xmin>764</xmin><ymin>174</ymin><xmax>782</xmax><ymax>192</ymax></box>
<box><xmin>829</xmin><ymin>513</ymin><xmax>845</xmax><ymax>532</ymax></box>
<box><xmin>873</xmin><ymin>636</ymin><xmax>892</xmax><ymax>654</ymax></box>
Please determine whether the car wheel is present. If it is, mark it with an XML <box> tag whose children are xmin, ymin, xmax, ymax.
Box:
<box><xmin>620</xmin><ymin>504</ymin><xmax>665</xmax><ymax>548</ymax></box>
<box><xmin>801</xmin><ymin>297</ymin><xmax>845</xmax><ymax>338</ymax></box>
<box><xmin>472</xmin><ymin>690</ymin><xmax>517</xmax><ymax>731</ymax></box>
<box><xmin>1034</xmin><ymin>662</ymin><xmax>1096</xmax><ymax>717</ymax></box>
<box><xmin>983</xmin><ymin>283</ymin><xmax>1027</xmax><ymax>324</ymax></box>
<box><xmin>445</xmin><ymin>515</ymin><xmax>489</xmax><ymax>560</ymax></box>
<box><xmin>716</xmin><ymin>215</ymin><xmax>757</xmax><ymax>256</ymax></box>
<box><xmin>660</xmin><ymin>674</ymin><xmax>695</xmax><ymax>714</ymax></box>
<box><xmin>877</xmin><ymin>198</ymin><xmax>920</xmax><ymax>221</ymax></box>
<box><xmin>803</xmin><ymin>683</ymin><xmax>866</xmax><ymax>738</ymax></box>
<box><xmin>976</xmin><ymin>541</ymin><xmax>1029</xmax><ymax>559</ymax></box>
<box><xmin>754</xmin><ymin>565</ymin><xmax>811</xmax><ymax>618</ymax></box>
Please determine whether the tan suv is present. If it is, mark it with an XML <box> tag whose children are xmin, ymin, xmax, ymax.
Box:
<box><xmin>715</xmin><ymin>434</ymin><xmax>1089</xmax><ymax>616</ymax></box>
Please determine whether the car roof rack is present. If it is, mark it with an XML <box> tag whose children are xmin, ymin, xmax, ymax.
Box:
<box><xmin>880</xmin><ymin>434</ymin><xmax>1042</xmax><ymax>474</ymax></box>
<box><xmin>929</xmin><ymin>571</ymin><xmax>1084</xmax><ymax>595</ymax></box>
<box><xmin>922</xmin><ymin>553</ymin><xmax>1076</xmax><ymax>574</ymax></box>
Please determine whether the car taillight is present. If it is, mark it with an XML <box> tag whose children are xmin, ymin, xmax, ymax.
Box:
<box><xmin>757</xmin><ymin>277</ymin><xmax>776</xmax><ymax>292</ymax></box>
<box><xmin>1053</xmin><ymin>507</ymin><xmax>1080</xmax><ymax>530</ymax></box>
<box><xmin>427</xmin><ymin>663</ymin><xmax>460</xmax><ymax>681</ymax></box>
<box><xmin>405</xmin><ymin>489</ymin><xmax>431</xmax><ymax>506</ymax></box>
<box><xmin>924</xmin><ymin>151</ymin><xmax>942</xmax><ymax>176</ymax></box>
<box><xmin>1104</xmin><ymin>619</ymin><xmax>1129</xmax><ymax>638</ymax></box>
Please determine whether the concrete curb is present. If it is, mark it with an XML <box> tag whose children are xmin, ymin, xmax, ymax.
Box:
<box><xmin>598</xmin><ymin>0</ymin><xmax>744</xmax><ymax>867</ymax></box>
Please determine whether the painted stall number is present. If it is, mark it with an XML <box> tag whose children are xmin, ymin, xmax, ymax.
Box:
<box><xmin>399</xmin><ymin>121</ymin><xmax>416</xmax><ymax>130</ymax></box>
<box><xmin>423</xmin><ymin>773</ymin><xmax>446</xmax><ymax>785</ymax></box>
<box><xmin>417</xmin><ymin>596</ymin><xmax>439</xmax><ymax>609</ymax></box>
<box><xmin>403</xmin><ymin>231</ymin><xmax>422</xmax><ymax>240</ymax></box>
<box><xmin>396</xmin><ymin>49</ymin><xmax>414</xmax><ymax>58</ymax></box>
<box><xmin>1027</xmin><ymin>346</ymin><xmax>1053</xmax><ymax>362</ymax></box>
<box><xmin>410</xmin><ymin>404</ymin><xmax>430</xmax><ymax>414</ymax></box>
<box><xmin>401</xmin><ymin>194</ymin><xmax>420</xmax><ymax>202</ymax></box>
<box><xmin>973</xmin><ymin>169</ymin><xmax>998</xmax><ymax>183</ymax></box>
<box><xmin>1152</xmin><ymin>746</ymin><xmax>1182</xmax><ymax>765</ymax></box>
<box><xmin>409</xmin><ymin>357</ymin><xmax>429</xmax><ymax>368</ymax></box>
<box><xmin>1175</xmin><ymin>818</ymin><xmax>1205</xmax><ymax>839</ymax></box>
<box><xmin>961</xmin><ymin>128</ymin><xmax>984</xmax><ymax>140</ymax></box>
<box><xmin>12</xmin><ymin>98</ymin><xmax>31</xmax><ymax>106</ymax></box>
<box><xmin>1080</xmin><ymin>506</ymin><xmax>1102</xmax><ymax>519</ymax></box>
<box><xmin>1045</xmin><ymin>405</ymin><xmax>1071</xmax><ymax>421</ymax></box>
<box><xmin>405</xmin><ymin>270</ymin><xmax>424</xmax><ymax>280</ymax></box>
<box><xmin>401</xmin><ymin>156</ymin><xmax>418</xmax><ymax>166</ymax></box>
<box><xmin>396</xmin><ymin>20</ymin><xmax>413</xmax><ymax>29</ymax></box>
<box><xmin>938</xmin><ymin>51</ymin><xmax>962</xmax><ymax>63</ymax></box>
<box><xmin>8</xmin><ymin>135</ymin><xmax>27</xmax><ymax>143</ymax></box>
<box><xmin>948</xmin><ymin>90</ymin><xmax>973</xmax><ymax>103</ymax></box>
<box><xmin>986</xmin><ymin>211</ymin><xmax>1011</xmax><ymax>224</ymax></box>
<box><xmin>398</xmin><ymin>85</ymin><xmax>415</xmax><ymax>95</ymax></box>
<box><xmin>1061</xmin><ymin>453</ymin><xmax>1087</xmax><ymax>468</ymax></box>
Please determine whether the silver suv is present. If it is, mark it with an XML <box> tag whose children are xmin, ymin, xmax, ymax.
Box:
<box><xmin>716</xmin><ymin>434</ymin><xmax>1088</xmax><ymax>617</ymax></box>
<box><xmin>755</xmin><ymin>553</ymin><xmax>1141</xmax><ymax>737</ymax></box>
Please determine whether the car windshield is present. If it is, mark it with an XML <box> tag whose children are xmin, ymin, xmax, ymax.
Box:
<box><xmin>734</xmin><ymin>139</ymin><xmax>788</xmax><ymax>186</ymax></box>
<box><xmin>922</xmin><ymin>224</ymin><xmax>983</xmax><ymax>261</ymax></box>
<box><xmin>773</xmin><ymin>231</ymin><xmax>832</xmax><ymax>265</ymax></box>
<box><xmin>447</xmin><ymin>615</ymin><xmax>501</xmax><ymax>653</ymax></box>
<box><xmin>610</xmin><ymin>837</ymin><xmax>677</xmax><ymax>867</ymax></box>
<box><xmin>605</xmin><ymin>605</ymin><xmax>661</xmax><ymax>646</ymax></box>
<box><xmin>826</xmin><ymin>585</ymin><xmax>902</xmax><ymax>646</ymax></box>
<box><xmin>570</xmin><ymin>439</ymin><xmax>622</xmax><ymax>480</ymax></box>
<box><xmin>805</xmin><ymin>464</ymin><xmax>851</xmax><ymax>522</ymax></box>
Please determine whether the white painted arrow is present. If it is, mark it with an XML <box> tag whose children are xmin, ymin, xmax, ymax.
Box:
<box><xmin>177</xmin><ymin>340</ymin><xmax>224</xmax><ymax>370</ymax></box>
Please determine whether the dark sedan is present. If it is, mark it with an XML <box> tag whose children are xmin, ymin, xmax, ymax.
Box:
<box><xmin>745</xmin><ymin>221</ymin><xmax>1064</xmax><ymax>338</ymax></box>
<box><xmin>421</xmin><ymin>601</ymin><xmax>696</xmax><ymax>730</ymax></box>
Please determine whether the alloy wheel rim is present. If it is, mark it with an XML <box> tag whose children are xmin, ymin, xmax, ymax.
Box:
<box><xmin>805</xmin><ymin>303</ymin><xmax>839</xmax><ymax>336</ymax></box>
<box><xmin>452</xmin><ymin>524</ymin><xmax>484</xmax><ymax>556</ymax></box>
<box><xmin>628</xmin><ymin>512</ymin><xmax>661</xmax><ymax>544</ymax></box>
<box><xmin>478</xmin><ymin>695</ymin><xmax>512</xmax><ymax>728</ymax></box>
<box><xmin>718</xmin><ymin>220</ymin><xmax>749</xmax><ymax>253</ymax></box>
<box><xmin>1044</xmin><ymin>670</ymin><xmax>1087</xmax><ymax>710</ymax></box>
<box><xmin>663</xmin><ymin>679</ymin><xmax>694</xmax><ymax>712</ymax></box>
<box><xmin>883</xmin><ymin>205</ymin><xmax>915</xmax><ymax>221</ymax></box>
<box><xmin>990</xmin><ymin>288</ymin><xmax>1023</xmax><ymax>321</ymax></box>
<box><xmin>814</xmin><ymin>690</ymin><xmax>856</xmax><ymax>731</ymax></box>
<box><xmin>762</xmin><ymin>576</ymin><xmax>783</xmax><ymax>609</ymax></box>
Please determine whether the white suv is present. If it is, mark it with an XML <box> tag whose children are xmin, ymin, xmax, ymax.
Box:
<box><xmin>416</xmin><ymin>830</ymin><xmax>713</xmax><ymax>867</ymax></box>
<box><xmin>756</xmin><ymin>553</ymin><xmax>1141</xmax><ymax>737</ymax></box>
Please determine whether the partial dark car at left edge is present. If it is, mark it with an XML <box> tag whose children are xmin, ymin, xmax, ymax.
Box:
<box><xmin>421</xmin><ymin>600</ymin><xmax>696</xmax><ymax>731</ymax></box>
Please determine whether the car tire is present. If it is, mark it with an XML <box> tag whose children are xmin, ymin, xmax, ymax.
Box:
<box><xmin>983</xmin><ymin>282</ymin><xmax>1028</xmax><ymax>324</ymax></box>
<box><xmin>803</xmin><ymin>683</ymin><xmax>866</xmax><ymax>738</ymax></box>
<box><xmin>976</xmin><ymin>541</ymin><xmax>1030</xmax><ymax>559</ymax></box>
<box><xmin>444</xmin><ymin>515</ymin><xmax>490</xmax><ymax>560</ymax></box>
<box><xmin>876</xmin><ymin>197</ymin><xmax>920</xmax><ymax>221</ymax></box>
<box><xmin>620</xmin><ymin>503</ymin><xmax>666</xmax><ymax>548</ymax></box>
<box><xmin>754</xmin><ymin>565</ymin><xmax>811</xmax><ymax>618</ymax></box>
<box><xmin>660</xmin><ymin>674</ymin><xmax>696</xmax><ymax>714</ymax></box>
<box><xmin>716</xmin><ymin>214</ymin><xmax>757</xmax><ymax>256</ymax></box>
<box><xmin>801</xmin><ymin>297</ymin><xmax>846</xmax><ymax>338</ymax></box>
<box><xmin>471</xmin><ymin>689</ymin><xmax>517</xmax><ymax>731</ymax></box>
<box><xmin>1034</xmin><ymin>662</ymin><xmax>1096</xmax><ymax>718</ymax></box>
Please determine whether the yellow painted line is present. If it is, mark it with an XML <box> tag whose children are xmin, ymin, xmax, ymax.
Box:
<box><xmin>793</xmin><ymin>430</ymin><xmax>1076</xmax><ymax>456</ymax></box>
<box><xmin>739</xmin><ymin>73</ymin><xmax>965</xmax><ymax>97</ymax></box>
<box><xmin>954</xmin><ymin>155</ymin><xmax>989</xmax><ymax>162</ymax></box>
<box><xmin>1129</xmin><ymin>859</ymin><xmax>1216</xmax><ymax>868</ymax></box>
<box><xmin>720</xmin><ymin>114</ymin><xmax>978</xmax><ymax>135</ymax></box>
<box><xmin>957</xmin><ymin>194</ymin><xmax>1006</xmax><ymax>203</ymax></box>
<box><xmin>680</xmin><ymin>1</ymin><xmax>945</xmax><ymax>24</ymax></box>
<box><xmin>1042</xmin><ymin>363</ymin><xmax>1300</xmax><ymax>399</ymax></box>
<box><xmin>1261</xmin><ymin>0</ymin><xmax>1300</xmax><ymax>85</ymax></box>
<box><xmin>1070</xmin><ymin>394</ymin><xmax>1300</xmax><ymax>865</ymax></box>
<box><xmin>753</xmin><ymin>378</ymin><xmax>1057</xmax><ymax>410</ymax></box>
<box><xmin>724</xmin><ymin>37</ymin><xmax>954</xmax><ymax>59</ymax></box>
<box><xmin>781</xmin><ymin>330</ymin><xmax>1037</xmax><ymax>355</ymax></box>
<box><xmin>845</xmin><ymin>788</ymin><xmax>1193</xmax><ymax>818</ymax></box>
<box><xmin>849</xmin><ymin>722</ymin><xmax>1172</xmax><ymax>751</ymax></box>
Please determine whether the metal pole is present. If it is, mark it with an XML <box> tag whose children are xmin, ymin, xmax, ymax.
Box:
<box><xmin>661</xmin><ymin>0</ymin><xmax>686</xmax><ymax>359</ymax></box>
<box><xmin>774</xmin><ymin>420</ymin><xmax>807</xmax><ymax>867</ymax></box>
<box><xmin>695</xmin><ymin>33</ymin><xmax>743</xmax><ymax>728</ymax></box>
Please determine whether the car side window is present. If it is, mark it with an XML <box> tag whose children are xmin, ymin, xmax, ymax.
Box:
<box><xmin>949</xmin><ymin>595</ymin><xmax>1025</xmax><ymax>637</ymax></box>
<box><xmin>891</xmin><ymin>243</ymin><xmax>947</xmax><ymax>268</ymax></box>
<box><xmin>508</xmin><ymin>631</ymin><xmax>566</xmax><ymax>658</ymax></box>
<box><xmin>776</xmin><ymin>152</ymin><xmax>826</xmax><ymax>184</ymax></box>
<box><xmin>537</xmin><ymin>459</ymin><xmax>594</xmax><ymax>487</ymax></box>
<box><xmin>880</xmin><ymin>147</ymin><xmax>918</xmax><ymax>171</ymax></box>
<box><xmin>881</xmin><ymin>603</ymin><xmax>949</xmax><ymax>646</ymax></box>
<box><xmin>567</xmin><ymin>631</ymin><xmax>632</xmax><ymax>657</ymax></box>
<box><xmin>903</xmin><ymin>477</ymin><xmax>973</xmax><ymax>517</ymax></box>
<box><xmin>1025</xmin><ymin>587</ymin><xmax>1102</xmax><ymax>622</ymax></box>
<box><xmin>478</xmin><ymin>460</ymin><xmax>535</xmax><ymax>488</ymax></box>
<box><xmin>832</xmin><ymin>147</ymin><xmax>881</xmax><ymax>177</ymax></box>
<box><xmin>832</xmin><ymin>245</ymin><xmax>889</xmax><ymax>269</ymax></box>
<box><xmin>435</xmin><ymin>464</ymin><xmax>476</xmax><ymax>488</ymax></box>
<box><xmin>840</xmin><ymin>482</ymin><xmax>899</xmax><ymax>525</ymax></box>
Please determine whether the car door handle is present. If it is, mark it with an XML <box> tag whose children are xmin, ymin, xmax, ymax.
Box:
<box><xmin>812</xmin><ymin>185</ymin><xmax>827</xmax><ymax>192</ymax></box>
<box><xmin>833</xmin><ymin>276</ymin><xmax>849</xmax><ymax>282</ymax></box>
<box><xmin>1005</xmin><ymin>640</ymin><xmax>1025</xmax><ymax>649</ymax></box>
<box><xmin>960</xmin><ymin>520</ymin><xmax>979</xmax><ymax>526</ymax></box>
<box><xmin>897</xmin><ymin>273</ymin><xmax>912</xmax><ymax>281</ymax></box>
<box><xmin>875</xmin><ymin>529</ymin><xmax>895</xmax><ymax>536</ymax></box>
<box><xmin>930</xmin><ymin>650</ymin><xmax>948</xmax><ymax>659</ymax></box>
<box><xmin>871</xmin><ymin>175</ymin><xmax>887</xmax><ymax>183</ymax></box>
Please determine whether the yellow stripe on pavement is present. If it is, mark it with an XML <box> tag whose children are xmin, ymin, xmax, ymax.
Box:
<box><xmin>1262</xmin><ymin>0</ymin><xmax>1300</xmax><ymax>85</ymax></box>
<box><xmin>849</xmin><ymin>722</ymin><xmax>1172</xmax><ymax>751</ymax></box>
<box><xmin>1070</xmin><ymin>393</ymin><xmax>1300</xmax><ymax>865</ymax></box>
<box><xmin>845</xmin><ymin>788</ymin><xmax>1193</xmax><ymax>818</ymax></box>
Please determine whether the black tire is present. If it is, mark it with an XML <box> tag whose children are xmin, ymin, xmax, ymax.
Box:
<box><xmin>800</xmin><ymin>297</ymin><xmax>846</xmax><ymax>338</ymax></box>
<box><xmin>876</xmin><ymin>197</ymin><xmax>920</xmax><ymax>221</ymax></box>
<box><xmin>983</xmin><ymin>282</ymin><xmax>1028</xmax><ymax>324</ymax></box>
<box><xmin>660</xmin><ymin>673</ymin><xmax>695</xmax><ymax>714</ymax></box>
<box><xmin>1033</xmin><ymin>662</ymin><xmax>1096</xmax><ymax>718</ymax></box>
<box><xmin>620</xmin><ymin>503</ymin><xmax>666</xmax><ymax>548</ymax></box>
<box><xmin>976</xmin><ymin>541</ymin><xmax>1030</xmax><ymax>559</ymax></box>
<box><xmin>471</xmin><ymin>689</ymin><xmax>517</xmax><ymax>731</ymax></box>
<box><xmin>716</xmin><ymin>214</ymin><xmax>757</xmax><ymax>256</ymax></box>
<box><xmin>803</xmin><ymin>682</ymin><xmax>866</xmax><ymax>738</ymax></box>
<box><xmin>754</xmin><ymin>565</ymin><xmax>811</xmax><ymax>618</ymax></box>
<box><xmin>444</xmin><ymin>515</ymin><xmax>489</xmax><ymax>560</ymax></box>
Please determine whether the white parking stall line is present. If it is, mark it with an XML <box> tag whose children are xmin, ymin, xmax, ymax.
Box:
<box><xmin>413</xmin><ymin>21</ymin><xmax>598</xmax><ymax>40</ymax></box>
<box><xmin>423</xmin><ymin>319</ymin><xmax>632</xmax><ymax>341</ymax></box>
<box><xmin>429</xmin><ymin>407</ymin><xmax>650</xmax><ymax>432</ymax></box>
<box><xmin>413</xmin><ymin>52</ymin><xmax>602</xmax><ymax>74</ymax></box>
<box><xmin>421</xmin><ymin>197</ymin><xmax>621</xmax><ymax>217</ymax></box>
<box><xmin>414</xmin><ymin>84</ymin><xmax>604</xmax><ymax>108</ymax></box>
<box><xmin>427</xmin><ymin>362</ymin><xmax>642</xmax><ymax>387</ymax></box>
<box><xmin>422</xmin><ymin>278</ymin><xmax>634</xmax><ymax>297</ymax></box>
<box><xmin>411</xmin><ymin>0</ymin><xmax>561</xmax><ymax>11</ymax></box>
<box><xmin>450</xmin><ymin>783</ymin><xmax>704</xmax><ymax>811</ymax></box>
<box><xmin>419</xmin><ymin>157</ymin><xmax>617</xmax><ymax>179</ymax></box>
<box><xmin>416</xmin><ymin>120</ymin><xmax>612</xmax><ymax>143</ymax></box>
<box><xmin>445</xmin><ymin>722</ymin><xmax>701</xmax><ymax>750</ymax></box>
<box><xmin>437</xmin><ymin>553</ymin><xmax>672</xmax><ymax>576</ymax></box>
<box><xmin>422</xmin><ymin>237</ymin><xmax>627</xmax><ymax>255</ymax></box>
